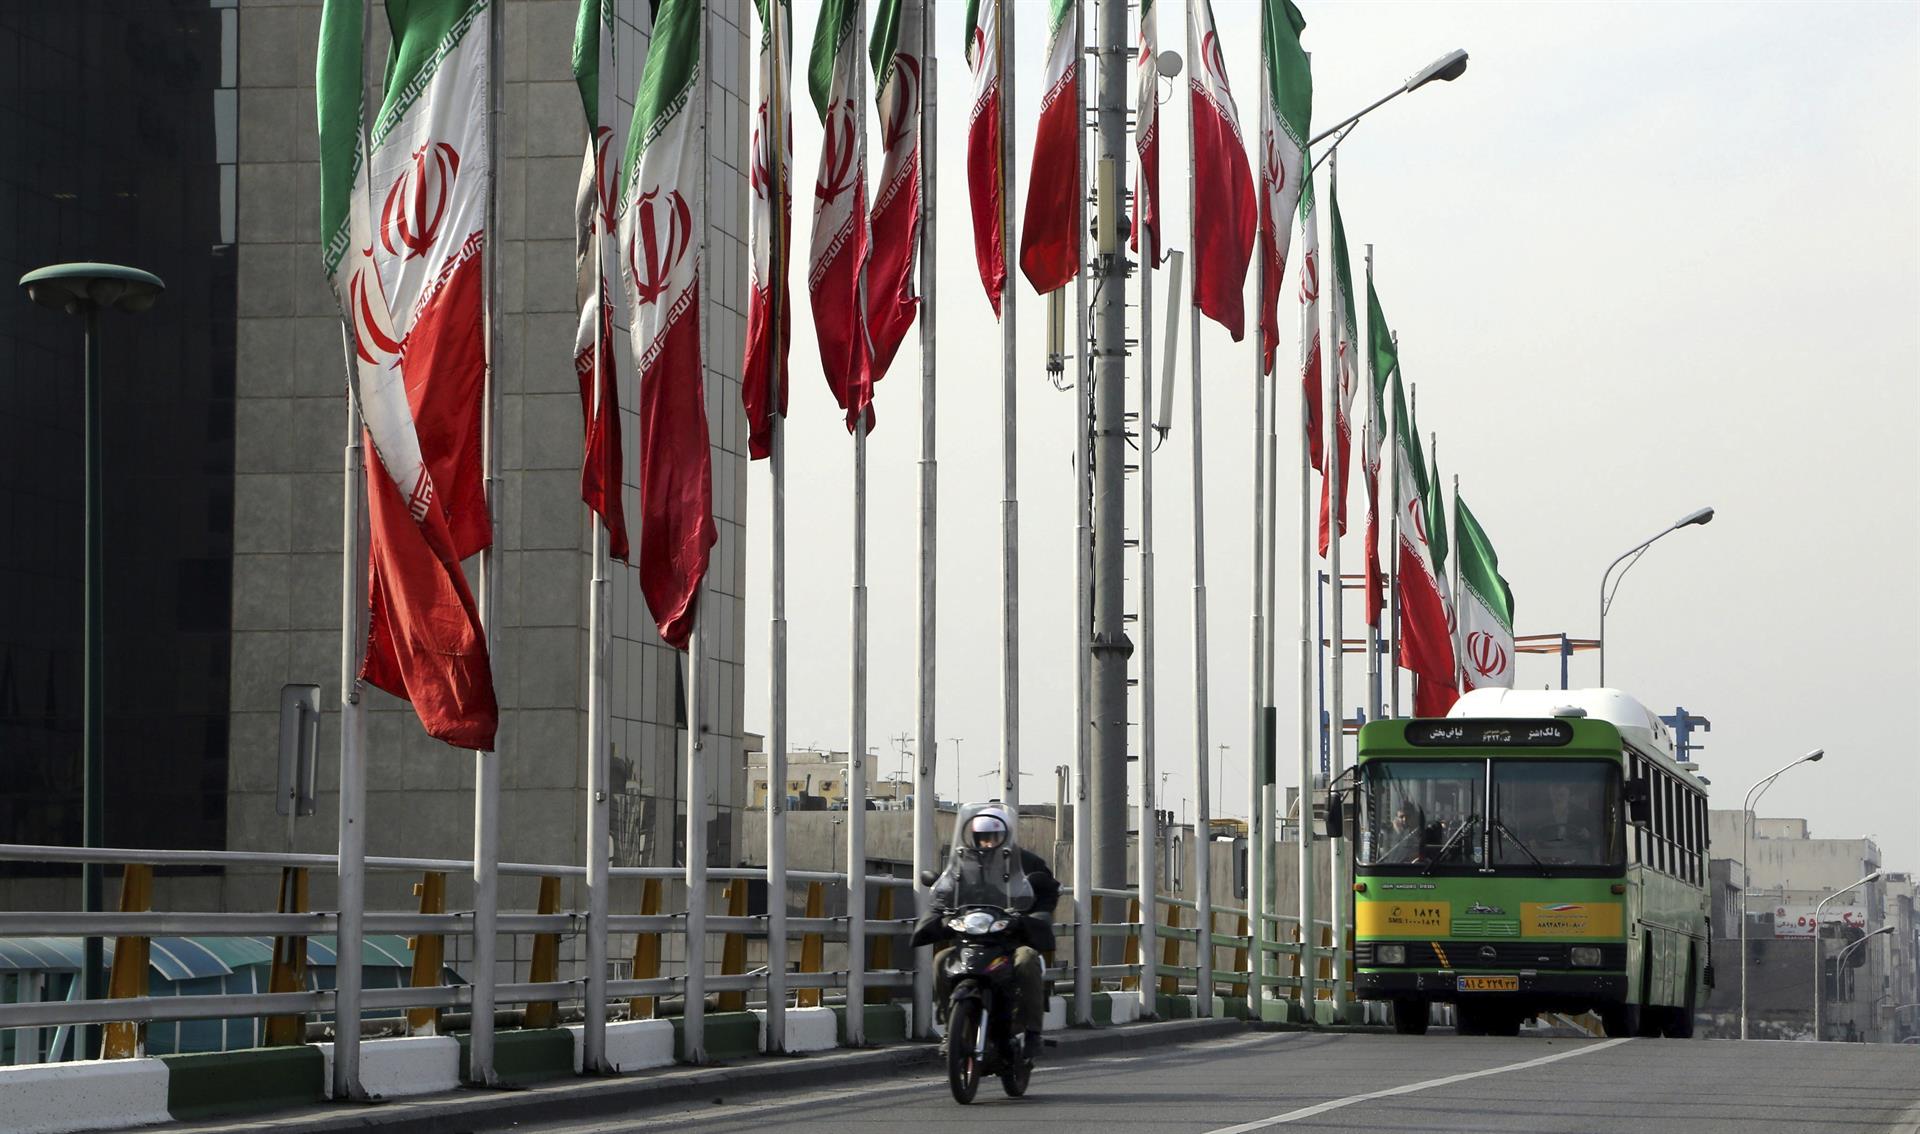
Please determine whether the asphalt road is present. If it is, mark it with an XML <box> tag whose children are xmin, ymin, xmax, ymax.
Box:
<box><xmin>504</xmin><ymin>1030</ymin><xmax>1920</xmax><ymax>1134</ymax></box>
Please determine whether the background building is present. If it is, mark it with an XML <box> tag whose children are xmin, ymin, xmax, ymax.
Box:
<box><xmin>0</xmin><ymin>0</ymin><xmax>752</xmax><ymax>977</ymax></box>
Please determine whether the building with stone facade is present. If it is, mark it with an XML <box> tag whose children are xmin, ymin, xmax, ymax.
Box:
<box><xmin>1</xmin><ymin>0</ymin><xmax>753</xmax><ymax>971</ymax></box>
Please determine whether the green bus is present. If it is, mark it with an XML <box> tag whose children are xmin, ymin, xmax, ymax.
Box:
<box><xmin>1342</xmin><ymin>688</ymin><xmax>1710</xmax><ymax>1038</ymax></box>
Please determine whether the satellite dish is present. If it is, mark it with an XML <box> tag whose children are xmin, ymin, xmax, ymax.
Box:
<box><xmin>1157</xmin><ymin>50</ymin><xmax>1183</xmax><ymax>79</ymax></box>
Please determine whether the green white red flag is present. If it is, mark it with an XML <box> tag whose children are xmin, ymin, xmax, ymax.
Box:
<box><xmin>573</xmin><ymin>0</ymin><xmax>629</xmax><ymax>561</ymax></box>
<box><xmin>744</xmin><ymin>0</ymin><xmax>792</xmax><ymax>458</ymax></box>
<box><xmin>318</xmin><ymin>0</ymin><xmax>496</xmax><ymax>750</ymax></box>
<box><xmin>866</xmin><ymin>0</ymin><xmax>922</xmax><ymax>381</ymax></box>
<box><xmin>808</xmin><ymin>0</ymin><xmax>874</xmax><ymax>428</ymax></box>
<box><xmin>1420</xmin><ymin>434</ymin><xmax>1458</xmax><ymax>714</ymax></box>
<box><xmin>1454</xmin><ymin>492</ymin><xmax>1515</xmax><ymax>691</ymax></box>
<box><xmin>1018</xmin><ymin>0</ymin><xmax>1079</xmax><ymax>295</ymax></box>
<box><xmin>1361</xmin><ymin>274</ymin><xmax>1397</xmax><ymax>628</ymax></box>
<box><xmin>617</xmin><ymin>0</ymin><xmax>715</xmax><ymax>650</ymax></box>
<box><xmin>1131</xmin><ymin>0</ymin><xmax>1159</xmax><ymax>263</ymax></box>
<box><xmin>1317</xmin><ymin>166</ymin><xmax>1358</xmax><ymax>556</ymax></box>
<box><xmin>1187</xmin><ymin>0</ymin><xmax>1255</xmax><ymax>339</ymax></box>
<box><xmin>1257</xmin><ymin>0</ymin><xmax>1310</xmax><ymax>375</ymax></box>
<box><xmin>1391</xmin><ymin>372</ymin><xmax>1456</xmax><ymax>716</ymax></box>
<box><xmin>964</xmin><ymin>0</ymin><xmax>1006</xmax><ymax>314</ymax></box>
<box><xmin>1297</xmin><ymin>179</ymin><xmax>1321</xmax><ymax>470</ymax></box>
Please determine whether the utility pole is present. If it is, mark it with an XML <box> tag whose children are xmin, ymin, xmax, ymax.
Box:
<box><xmin>1089</xmin><ymin>0</ymin><xmax>1132</xmax><ymax>939</ymax></box>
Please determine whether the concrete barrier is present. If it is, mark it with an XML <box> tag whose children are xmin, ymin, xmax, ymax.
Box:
<box><xmin>567</xmin><ymin>1019</ymin><xmax>677</xmax><ymax>1073</ymax></box>
<box><xmin>317</xmin><ymin>1035</ymin><xmax>460</xmax><ymax>1100</ymax></box>
<box><xmin>0</xmin><ymin>1058</ymin><xmax>171</xmax><ymax>1134</ymax></box>
<box><xmin>755</xmin><ymin>1006</ymin><xmax>837</xmax><ymax>1053</ymax></box>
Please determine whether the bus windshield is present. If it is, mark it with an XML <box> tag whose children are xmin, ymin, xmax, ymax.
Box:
<box><xmin>1360</xmin><ymin>760</ymin><xmax>1485</xmax><ymax>869</ymax></box>
<box><xmin>1489</xmin><ymin>760</ymin><xmax>1623</xmax><ymax>869</ymax></box>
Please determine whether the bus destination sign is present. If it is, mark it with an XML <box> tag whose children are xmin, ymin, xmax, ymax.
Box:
<box><xmin>1404</xmin><ymin>719</ymin><xmax>1575</xmax><ymax>748</ymax></box>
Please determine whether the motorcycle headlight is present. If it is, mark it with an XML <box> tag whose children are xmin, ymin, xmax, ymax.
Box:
<box><xmin>989</xmin><ymin>917</ymin><xmax>1012</xmax><ymax>933</ymax></box>
<box><xmin>1377</xmin><ymin>944</ymin><xmax>1406</xmax><ymax>965</ymax></box>
<box><xmin>960</xmin><ymin>910</ymin><xmax>996</xmax><ymax>935</ymax></box>
<box><xmin>1570</xmin><ymin>946</ymin><xmax>1602</xmax><ymax>968</ymax></box>
<box><xmin>945</xmin><ymin>915</ymin><xmax>971</xmax><ymax>933</ymax></box>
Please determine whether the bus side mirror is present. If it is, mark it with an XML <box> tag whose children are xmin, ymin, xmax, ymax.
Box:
<box><xmin>1323</xmin><ymin>791</ymin><xmax>1344</xmax><ymax>840</ymax></box>
<box><xmin>1626</xmin><ymin>777</ymin><xmax>1651</xmax><ymax>824</ymax></box>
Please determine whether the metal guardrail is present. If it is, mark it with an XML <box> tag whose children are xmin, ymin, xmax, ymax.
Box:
<box><xmin>0</xmin><ymin>841</ymin><xmax>1357</xmax><ymax>1066</ymax></box>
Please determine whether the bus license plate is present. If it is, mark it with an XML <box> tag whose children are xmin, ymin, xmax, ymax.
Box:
<box><xmin>1457</xmin><ymin>975</ymin><xmax>1519</xmax><ymax>992</ymax></box>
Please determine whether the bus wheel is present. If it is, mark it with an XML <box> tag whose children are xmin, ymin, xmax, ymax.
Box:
<box><xmin>1663</xmin><ymin>952</ymin><xmax>1698</xmax><ymax>1039</ymax></box>
<box><xmin>1599</xmin><ymin>1003</ymin><xmax>1640</xmax><ymax>1038</ymax></box>
<box><xmin>1454</xmin><ymin>1002</ymin><xmax>1488</xmax><ymax>1036</ymax></box>
<box><xmin>1484</xmin><ymin>1008</ymin><xmax>1523</xmax><ymax>1037</ymax></box>
<box><xmin>1392</xmin><ymin>999</ymin><xmax>1429</xmax><ymax>1035</ymax></box>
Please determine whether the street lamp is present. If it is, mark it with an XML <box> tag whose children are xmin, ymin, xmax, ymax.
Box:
<box><xmin>1813</xmin><ymin>869</ymin><xmax>1881</xmax><ymax>1042</ymax></box>
<box><xmin>18</xmin><ymin>262</ymin><xmax>165</xmax><ymax>1061</ymax></box>
<box><xmin>1827</xmin><ymin>926</ymin><xmax>1896</xmax><ymax>1040</ymax></box>
<box><xmin>1308</xmin><ymin>49</ymin><xmax>1470</xmax><ymax>147</ymax></box>
<box><xmin>1597</xmin><ymin>506</ymin><xmax>1714</xmax><ymax>684</ymax></box>
<box><xmin>1740</xmin><ymin>748</ymin><xmax>1824</xmax><ymax>1039</ymax></box>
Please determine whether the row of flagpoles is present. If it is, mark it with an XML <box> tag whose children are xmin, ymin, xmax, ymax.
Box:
<box><xmin>312</xmin><ymin>0</ymin><xmax>1514</xmax><ymax>1081</ymax></box>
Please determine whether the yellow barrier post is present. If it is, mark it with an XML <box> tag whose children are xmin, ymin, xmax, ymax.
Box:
<box><xmin>717</xmin><ymin>880</ymin><xmax>750</xmax><ymax>1012</ymax></box>
<box><xmin>263</xmin><ymin>866</ymin><xmax>310</xmax><ymax>1046</ymax></box>
<box><xmin>1229</xmin><ymin>913</ymin><xmax>1250</xmax><ymax>999</ymax></box>
<box><xmin>523</xmin><ymin>876</ymin><xmax>563</xmax><ymax>1029</ymax></box>
<box><xmin>865</xmin><ymin>886</ymin><xmax>895</xmax><ymax>1004</ymax></box>
<box><xmin>1121</xmin><ymin>897</ymin><xmax>1142</xmax><ymax>992</ymax></box>
<box><xmin>795</xmin><ymin>882</ymin><xmax>825</xmax><ymax>1009</ymax></box>
<box><xmin>1158</xmin><ymin>903</ymin><xmax>1181</xmax><ymax>997</ymax></box>
<box><xmin>629</xmin><ymin>878</ymin><xmax>663</xmax><ymax>1019</ymax></box>
<box><xmin>102</xmin><ymin>864</ymin><xmax>153</xmax><ymax>1058</ymax></box>
<box><xmin>406</xmin><ymin>871</ymin><xmax>447</xmax><ymax>1034</ymax></box>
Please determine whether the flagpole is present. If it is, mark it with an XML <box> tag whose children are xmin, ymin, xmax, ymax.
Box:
<box><xmin>1387</xmin><ymin>332</ymin><xmax>1400</xmax><ymax>720</ymax></box>
<box><xmin>582</xmin><ymin>165</ymin><xmax>612</xmax><ymax>1075</ymax></box>
<box><xmin>1324</xmin><ymin>148</ymin><xmax>1348</xmax><ymax>1021</ymax></box>
<box><xmin>1245</xmin><ymin>83</ymin><xmax>1269</xmax><ymax>1024</ymax></box>
<box><xmin>681</xmin><ymin>0</ymin><xmax>715</xmax><ymax>1065</ymax></box>
<box><xmin>1258</xmin><ymin>48</ymin><xmax>1280</xmax><ymax>1021</ymax></box>
<box><xmin>997</xmin><ymin>0</ymin><xmax>1021</xmax><ymax>817</ymax></box>
<box><xmin>1363</xmin><ymin>245</ymin><xmax>1380</xmax><ymax>723</ymax></box>
<box><xmin>911</xmin><ymin>0</ymin><xmax>938</xmax><ymax>1041</ymax></box>
<box><xmin>845</xmin><ymin>0</ymin><xmax>873</xmax><ymax>1044</ymax></box>
<box><xmin>1135</xmin><ymin>118</ymin><xmax>1159</xmax><ymax>1025</ymax></box>
<box><xmin>468</xmin><ymin>0</ymin><xmax>505</xmax><ymax>1084</ymax></box>
<box><xmin>1070</xmin><ymin>0</ymin><xmax>1093</xmax><ymax>1026</ymax></box>
<box><xmin>1294</xmin><ymin>101</ymin><xmax>1316</xmax><ymax>1022</ymax></box>
<box><xmin>763</xmin><ymin>0</ymin><xmax>791</xmax><ymax>1055</ymax></box>
<box><xmin>333</xmin><ymin>329</ymin><xmax>369</xmax><ymax>1102</ymax></box>
<box><xmin>1182</xmin><ymin>0</ymin><xmax>1213</xmax><ymax>1017</ymax></box>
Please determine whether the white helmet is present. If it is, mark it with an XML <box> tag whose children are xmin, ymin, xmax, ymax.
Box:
<box><xmin>965</xmin><ymin>807</ymin><xmax>1011</xmax><ymax>851</ymax></box>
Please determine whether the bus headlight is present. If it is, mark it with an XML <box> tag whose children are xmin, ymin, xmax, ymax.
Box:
<box><xmin>1569</xmin><ymin>946</ymin><xmax>1602</xmax><ymax>967</ymax></box>
<box><xmin>1377</xmin><ymin>944</ymin><xmax>1406</xmax><ymax>965</ymax></box>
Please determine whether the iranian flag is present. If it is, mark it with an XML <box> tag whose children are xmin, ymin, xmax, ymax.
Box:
<box><xmin>1297</xmin><ymin>180</ymin><xmax>1321</xmax><ymax>470</ymax></box>
<box><xmin>617</xmin><ymin>0</ymin><xmax>715</xmax><ymax>651</ymax></box>
<box><xmin>1187</xmin><ymin>0</ymin><xmax>1255</xmax><ymax>340</ymax></box>
<box><xmin>1362</xmin><ymin>275</ymin><xmax>1398</xmax><ymax>628</ymax></box>
<box><xmin>317</xmin><ymin>0</ymin><xmax>496</xmax><ymax>749</ymax></box>
<box><xmin>1455</xmin><ymin>493</ymin><xmax>1515</xmax><ymax>692</ymax></box>
<box><xmin>572</xmin><ymin>0</ymin><xmax>630</xmax><ymax>561</ymax></box>
<box><xmin>808</xmin><ymin>0</ymin><xmax>874</xmax><ymax>428</ymax></box>
<box><xmin>866</xmin><ymin>0</ymin><xmax>922</xmax><ymax>381</ymax></box>
<box><xmin>1316</xmin><ymin>169</ymin><xmax>1357</xmax><ymax>556</ymax></box>
<box><xmin>1419</xmin><ymin>436</ymin><xmax>1459</xmax><ymax>714</ymax></box>
<box><xmin>1131</xmin><ymin>0</ymin><xmax>1158</xmax><ymax>263</ymax></box>
<box><xmin>1257</xmin><ymin>0</ymin><xmax>1310</xmax><ymax>376</ymax></box>
<box><xmin>744</xmin><ymin>0</ymin><xmax>792</xmax><ymax>458</ymax></box>
<box><xmin>964</xmin><ymin>0</ymin><xmax>1006</xmax><ymax>314</ymax></box>
<box><xmin>1018</xmin><ymin>0</ymin><xmax>1079</xmax><ymax>295</ymax></box>
<box><xmin>1390</xmin><ymin>371</ymin><xmax>1456</xmax><ymax>716</ymax></box>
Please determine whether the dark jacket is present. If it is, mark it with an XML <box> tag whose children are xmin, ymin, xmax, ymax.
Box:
<box><xmin>911</xmin><ymin>847</ymin><xmax>1060</xmax><ymax>953</ymax></box>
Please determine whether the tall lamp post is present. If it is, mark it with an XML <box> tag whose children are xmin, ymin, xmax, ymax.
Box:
<box><xmin>18</xmin><ymin>262</ymin><xmax>165</xmax><ymax>1060</ymax></box>
<box><xmin>1827</xmin><ymin>926</ymin><xmax>1894</xmax><ymax>1041</ymax></box>
<box><xmin>1812</xmin><ymin>869</ymin><xmax>1880</xmax><ymax>1042</ymax></box>
<box><xmin>1597</xmin><ymin>506</ymin><xmax>1714</xmax><ymax>684</ymax></box>
<box><xmin>1740</xmin><ymin>748</ymin><xmax>1824</xmax><ymax>1039</ymax></box>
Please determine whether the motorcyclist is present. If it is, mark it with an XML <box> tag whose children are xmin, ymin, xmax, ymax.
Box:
<box><xmin>912</xmin><ymin>805</ymin><xmax>1059</xmax><ymax>1058</ymax></box>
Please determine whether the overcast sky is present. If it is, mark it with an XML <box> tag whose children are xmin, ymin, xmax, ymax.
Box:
<box><xmin>739</xmin><ymin>1</ymin><xmax>1920</xmax><ymax>870</ymax></box>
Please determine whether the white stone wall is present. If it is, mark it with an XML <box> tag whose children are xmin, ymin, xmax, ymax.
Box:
<box><xmin>225</xmin><ymin>0</ymin><xmax>750</xmax><ymax>940</ymax></box>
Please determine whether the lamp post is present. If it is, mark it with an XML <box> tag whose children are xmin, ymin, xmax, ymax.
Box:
<box><xmin>1813</xmin><ymin>869</ymin><xmax>1880</xmax><ymax>1042</ymax></box>
<box><xmin>1740</xmin><ymin>748</ymin><xmax>1824</xmax><ymax>1039</ymax></box>
<box><xmin>1828</xmin><ymin>926</ymin><xmax>1895</xmax><ymax>1041</ymax></box>
<box><xmin>1597</xmin><ymin>506</ymin><xmax>1714</xmax><ymax>685</ymax></box>
<box><xmin>18</xmin><ymin>262</ymin><xmax>164</xmax><ymax>1061</ymax></box>
<box><xmin>1307</xmin><ymin>49</ymin><xmax>1470</xmax><ymax>148</ymax></box>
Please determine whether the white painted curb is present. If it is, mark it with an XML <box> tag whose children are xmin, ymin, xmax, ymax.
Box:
<box><xmin>1107</xmin><ymin>994</ymin><xmax>1141</xmax><ymax>1025</ymax></box>
<box><xmin>316</xmin><ymin>1035</ymin><xmax>460</xmax><ymax>1101</ymax></box>
<box><xmin>1044</xmin><ymin>995</ymin><xmax>1067</xmax><ymax>1031</ymax></box>
<box><xmin>753</xmin><ymin>1006</ymin><xmax>837</xmax><ymax>1053</ymax></box>
<box><xmin>567</xmin><ymin>1019</ymin><xmax>677</xmax><ymax>1073</ymax></box>
<box><xmin>0</xmin><ymin>1057</ymin><xmax>171</xmax><ymax>1134</ymax></box>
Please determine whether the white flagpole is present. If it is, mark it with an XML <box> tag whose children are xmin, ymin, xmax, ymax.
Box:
<box><xmin>1324</xmin><ymin>147</ymin><xmax>1348</xmax><ymax>1021</ymax></box>
<box><xmin>1182</xmin><ymin>0</ymin><xmax>1213</xmax><ymax>1018</ymax></box>
<box><xmin>911</xmin><ymin>0</ymin><xmax>938</xmax><ymax>1041</ymax></box>
<box><xmin>1245</xmin><ymin>138</ymin><xmax>1268</xmax><ymax>1025</ymax></box>
<box><xmin>333</xmin><ymin>329</ymin><xmax>369</xmax><ymax>1101</ymax></box>
<box><xmin>1294</xmin><ymin>69</ymin><xmax>1316</xmax><ymax>1020</ymax></box>
<box><xmin>1363</xmin><ymin>245</ymin><xmax>1380</xmax><ymax>723</ymax></box>
<box><xmin>1136</xmin><ymin>114</ymin><xmax>1159</xmax><ymax>1023</ymax></box>
<box><xmin>845</xmin><ymin>0</ymin><xmax>873</xmax><ymax>1044</ymax></box>
<box><xmin>1388</xmin><ymin>331</ymin><xmax>1400</xmax><ymax>719</ymax></box>
<box><xmin>582</xmin><ymin>155</ymin><xmax>612</xmax><ymax>1075</ymax></box>
<box><xmin>469</xmin><ymin>0</ymin><xmax>504</xmax><ymax>1084</ymax></box>
<box><xmin>998</xmin><ymin>0</ymin><xmax>1021</xmax><ymax>816</ymax></box>
<box><xmin>763</xmin><ymin>0</ymin><xmax>791</xmax><ymax>1055</ymax></box>
<box><xmin>1071</xmin><ymin>0</ymin><xmax>1093</xmax><ymax>1027</ymax></box>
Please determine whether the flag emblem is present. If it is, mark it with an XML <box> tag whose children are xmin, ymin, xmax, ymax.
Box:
<box><xmin>1466</xmin><ymin>631</ymin><xmax>1508</xmax><ymax>679</ymax></box>
<box><xmin>627</xmin><ymin>188</ymin><xmax>694</xmax><ymax>306</ymax></box>
<box><xmin>380</xmin><ymin>141</ymin><xmax>461</xmax><ymax>260</ymax></box>
<box><xmin>882</xmin><ymin>56</ymin><xmax>920</xmax><ymax>152</ymax></box>
<box><xmin>816</xmin><ymin>100</ymin><xmax>860</xmax><ymax>204</ymax></box>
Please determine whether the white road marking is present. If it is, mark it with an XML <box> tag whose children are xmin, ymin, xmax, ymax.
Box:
<box><xmin>1201</xmin><ymin>1037</ymin><xmax>1633</xmax><ymax>1132</ymax></box>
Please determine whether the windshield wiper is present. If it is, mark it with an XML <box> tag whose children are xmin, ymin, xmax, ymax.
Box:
<box><xmin>1424</xmin><ymin>815</ymin><xmax>1480</xmax><ymax>875</ymax></box>
<box><xmin>1492</xmin><ymin>818</ymin><xmax>1550</xmax><ymax>875</ymax></box>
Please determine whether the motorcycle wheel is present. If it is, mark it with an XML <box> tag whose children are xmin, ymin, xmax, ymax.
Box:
<box><xmin>999</xmin><ymin>1050</ymin><xmax>1032</xmax><ymax>1098</ymax></box>
<box><xmin>947</xmin><ymin>1000</ymin><xmax>981</xmax><ymax>1104</ymax></box>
